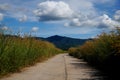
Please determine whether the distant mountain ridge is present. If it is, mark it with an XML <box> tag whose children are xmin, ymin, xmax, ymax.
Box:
<box><xmin>35</xmin><ymin>35</ymin><xmax>91</xmax><ymax>50</ymax></box>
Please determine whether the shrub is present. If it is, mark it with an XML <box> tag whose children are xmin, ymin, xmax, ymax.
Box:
<box><xmin>0</xmin><ymin>34</ymin><xmax>62</xmax><ymax>75</ymax></box>
<box><xmin>68</xmin><ymin>28</ymin><xmax>120</xmax><ymax>68</ymax></box>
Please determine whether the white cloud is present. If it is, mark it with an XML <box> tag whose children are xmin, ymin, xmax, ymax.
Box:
<box><xmin>19</xmin><ymin>15</ymin><xmax>27</xmax><ymax>22</ymax></box>
<box><xmin>67</xmin><ymin>0</ymin><xmax>97</xmax><ymax>17</ymax></box>
<box><xmin>64</xmin><ymin>23</ymin><xmax>69</xmax><ymax>27</ymax></box>
<box><xmin>0</xmin><ymin>3</ymin><xmax>36</xmax><ymax>22</ymax></box>
<box><xmin>32</xmin><ymin>27</ymin><xmax>39</xmax><ymax>32</ymax></box>
<box><xmin>69</xmin><ymin>18</ymin><xmax>81</xmax><ymax>26</ymax></box>
<box><xmin>97</xmin><ymin>14</ymin><xmax>120</xmax><ymax>29</ymax></box>
<box><xmin>0</xmin><ymin>13</ymin><xmax>4</xmax><ymax>21</ymax></box>
<box><xmin>0</xmin><ymin>3</ymin><xmax>11</xmax><ymax>11</ymax></box>
<box><xmin>1</xmin><ymin>26</ymin><xmax>8</xmax><ymax>30</ymax></box>
<box><xmin>65</xmin><ymin>14</ymin><xmax>120</xmax><ymax>29</ymax></box>
<box><xmin>114</xmin><ymin>10</ymin><xmax>120</xmax><ymax>21</ymax></box>
<box><xmin>0</xmin><ymin>0</ymin><xmax>117</xmax><ymax>23</ymax></box>
<box><xmin>33</xmin><ymin>1</ymin><xmax>74</xmax><ymax>21</ymax></box>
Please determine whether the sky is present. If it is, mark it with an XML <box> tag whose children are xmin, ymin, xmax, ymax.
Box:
<box><xmin>0</xmin><ymin>0</ymin><xmax>120</xmax><ymax>39</ymax></box>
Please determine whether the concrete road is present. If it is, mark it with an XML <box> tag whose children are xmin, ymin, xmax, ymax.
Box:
<box><xmin>1</xmin><ymin>53</ymin><xmax>102</xmax><ymax>80</ymax></box>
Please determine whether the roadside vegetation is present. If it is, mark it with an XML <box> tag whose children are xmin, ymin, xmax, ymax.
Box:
<box><xmin>68</xmin><ymin>28</ymin><xmax>120</xmax><ymax>74</ymax></box>
<box><xmin>0</xmin><ymin>30</ymin><xmax>62</xmax><ymax>76</ymax></box>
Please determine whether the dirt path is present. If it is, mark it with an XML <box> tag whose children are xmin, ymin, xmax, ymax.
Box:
<box><xmin>1</xmin><ymin>53</ymin><xmax>102</xmax><ymax>80</ymax></box>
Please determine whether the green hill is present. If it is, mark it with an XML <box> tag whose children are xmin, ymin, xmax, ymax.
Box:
<box><xmin>35</xmin><ymin>35</ymin><xmax>91</xmax><ymax>50</ymax></box>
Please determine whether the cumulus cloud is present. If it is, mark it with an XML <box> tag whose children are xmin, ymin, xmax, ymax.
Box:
<box><xmin>0</xmin><ymin>4</ymin><xmax>11</xmax><ymax>12</ymax></box>
<box><xmin>32</xmin><ymin>27</ymin><xmax>39</xmax><ymax>32</ymax></box>
<box><xmin>0</xmin><ymin>13</ymin><xmax>4</xmax><ymax>21</ymax></box>
<box><xmin>19</xmin><ymin>15</ymin><xmax>27</xmax><ymax>22</ymax></box>
<box><xmin>114</xmin><ymin>10</ymin><xmax>120</xmax><ymax>21</ymax></box>
<box><xmin>33</xmin><ymin>1</ymin><xmax>74</xmax><ymax>21</ymax></box>
<box><xmin>69</xmin><ymin>18</ymin><xmax>81</xmax><ymax>26</ymax></box>
<box><xmin>0</xmin><ymin>3</ymin><xmax>36</xmax><ymax>22</ymax></box>
<box><xmin>65</xmin><ymin>14</ymin><xmax>120</xmax><ymax>29</ymax></box>
<box><xmin>68</xmin><ymin>0</ymin><xmax>97</xmax><ymax>15</ymax></box>
<box><xmin>1</xmin><ymin>26</ymin><xmax>8</xmax><ymax>30</ymax></box>
<box><xmin>97</xmin><ymin>14</ymin><xmax>120</xmax><ymax>29</ymax></box>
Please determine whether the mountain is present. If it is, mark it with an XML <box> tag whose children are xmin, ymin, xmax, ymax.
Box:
<box><xmin>35</xmin><ymin>35</ymin><xmax>91</xmax><ymax>50</ymax></box>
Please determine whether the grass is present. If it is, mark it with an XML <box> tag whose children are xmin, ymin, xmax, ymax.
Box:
<box><xmin>0</xmin><ymin>33</ymin><xmax>62</xmax><ymax>76</ymax></box>
<box><xmin>68</xmin><ymin>28</ymin><xmax>120</xmax><ymax>73</ymax></box>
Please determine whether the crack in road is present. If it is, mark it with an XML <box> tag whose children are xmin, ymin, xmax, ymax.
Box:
<box><xmin>63</xmin><ymin>55</ymin><xmax>68</xmax><ymax>80</ymax></box>
<box><xmin>1</xmin><ymin>53</ymin><xmax>103</xmax><ymax>80</ymax></box>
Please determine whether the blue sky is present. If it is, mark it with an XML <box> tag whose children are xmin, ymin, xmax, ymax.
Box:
<box><xmin>0</xmin><ymin>0</ymin><xmax>120</xmax><ymax>39</ymax></box>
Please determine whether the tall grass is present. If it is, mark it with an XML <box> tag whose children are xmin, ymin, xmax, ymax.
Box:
<box><xmin>68</xmin><ymin>28</ymin><xmax>120</xmax><ymax>70</ymax></box>
<box><xmin>0</xmin><ymin>33</ymin><xmax>62</xmax><ymax>76</ymax></box>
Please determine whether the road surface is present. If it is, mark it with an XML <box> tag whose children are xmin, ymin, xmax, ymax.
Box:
<box><xmin>1</xmin><ymin>53</ymin><xmax>103</xmax><ymax>80</ymax></box>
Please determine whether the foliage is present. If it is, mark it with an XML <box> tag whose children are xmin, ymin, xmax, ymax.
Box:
<box><xmin>0</xmin><ymin>34</ymin><xmax>62</xmax><ymax>75</ymax></box>
<box><xmin>68</xmin><ymin>28</ymin><xmax>120</xmax><ymax>69</ymax></box>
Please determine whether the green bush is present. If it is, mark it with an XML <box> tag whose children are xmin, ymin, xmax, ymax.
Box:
<box><xmin>68</xmin><ymin>28</ymin><xmax>120</xmax><ymax>67</ymax></box>
<box><xmin>0</xmin><ymin>34</ymin><xmax>62</xmax><ymax>75</ymax></box>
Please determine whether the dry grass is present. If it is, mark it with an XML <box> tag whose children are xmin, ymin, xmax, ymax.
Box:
<box><xmin>0</xmin><ymin>34</ymin><xmax>62</xmax><ymax>76</ymax></box>
<box><xmin>68</xmin><ymin>28</ymin><xmax>120</xmax><ymax>67</ymax></box>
